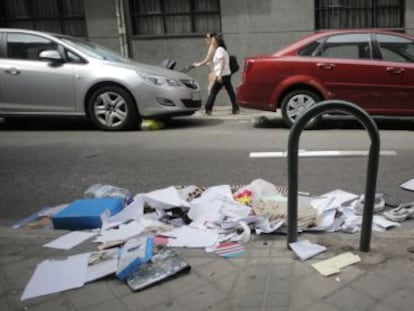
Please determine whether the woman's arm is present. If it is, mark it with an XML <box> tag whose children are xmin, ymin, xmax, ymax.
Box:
<box><xmin>216</xmin><ymin>57</ymin><xmax>225</xmax><ymax>82</ymax></box>
<box><xmin>193</xmin><ymin>44</ymin><xmax>215</xmax><ymax>67</ymax></box>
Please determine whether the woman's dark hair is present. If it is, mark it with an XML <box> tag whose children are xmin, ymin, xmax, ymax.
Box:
<box><xmin>212</xmin><ymin>33</ymin><xmax>227</xmax><ymax>50</ymax></box>
<box><xmin>206</xmin><ymin>32</ymin><xmax>217</xmax><ymax>40</ymax></box>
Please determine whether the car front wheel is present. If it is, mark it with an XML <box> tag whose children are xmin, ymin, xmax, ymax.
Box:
<box><xmin>88</xmin><ymin>86</ymin><xmax>139</xmax><ymax>131</ymax></box>
<box><xmin>280</xmin><ymin>90</ymin><xmax>321</xmax><ymax>129</ymax></box>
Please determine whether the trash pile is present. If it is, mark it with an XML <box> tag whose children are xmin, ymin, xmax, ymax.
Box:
<box><xmin>15</xmin><ymin>178</ymin><xmax>414</xmax><ymax>300</ymax></box>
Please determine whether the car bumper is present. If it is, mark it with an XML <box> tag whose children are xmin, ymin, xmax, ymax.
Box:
<box><xmin>132</xmin><ymin>85</ymin><xmax>202</xmax><ymax>118</ymax></box>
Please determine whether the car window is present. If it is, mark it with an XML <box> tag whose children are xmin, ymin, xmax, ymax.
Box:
<box><xmin>318</xmin><ymin>33</ymin><xmax>371</xmax><ymax>60</ymax></box>
<box><xmin>57</xmin><ymin>36</ymin><xmax>129</xmax><ymax>63</ymax></box>
<box><xmin>298</xmin><ymin>40</ymin><xmax>322</xmax><ymax>56</ymax></box>
<box><xmin>6</xmin><ymin>33</ymin><xmax>58</xmax><ymax>61</ymax></box>
<box><xmin>376</xmin><ymin>34</ymin><xmax>414</xmax><ymax>63</ymax></box>
<box><xmin>65</xmin><ymin>49</ymin><xmax>84</xmax><ymax>63</ymax></box>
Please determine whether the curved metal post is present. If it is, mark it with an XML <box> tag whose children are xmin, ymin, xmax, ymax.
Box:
<box><xmin>287</xmin><ymin>100</ymin><xmax>380</xmax><ymax>252</ymax></box>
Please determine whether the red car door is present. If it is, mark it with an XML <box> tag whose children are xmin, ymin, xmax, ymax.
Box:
<box><xmin>374</xmin><ymin>33</ymin><xmax>414</xmax><ymax>115</ymax></box>
<box><xmin>310</xmin><ymin>33</ymin><xmax>386</xmax><ymax>110</ymax></box>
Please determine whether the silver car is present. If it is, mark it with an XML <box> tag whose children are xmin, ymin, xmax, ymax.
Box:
<box><xmin>0</xmin><ymin>28</ymin><xmax>201</xmax><ymax>130</ymax></box>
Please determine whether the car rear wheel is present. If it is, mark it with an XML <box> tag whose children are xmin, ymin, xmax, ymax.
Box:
<box><xmin>88</xmin><ymin>86</ymin><xmax>139</xmax><ymax>131</ymax></box>
<box><xmin>280</xmin><ymin>90</ymin><xmax>321</xmax><ymax>129</ymax></box>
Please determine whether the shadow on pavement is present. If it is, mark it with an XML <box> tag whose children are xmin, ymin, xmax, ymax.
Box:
<box><xmin>0</xmin><ymin>116</ymin><xmax>223</xmax><ymax>131</ymax></box>
<box><xmin>254</xmin><ymin>116</ymin><xmax>414</xmax><ymax>131</ymax></box>
<box><xmin>164</xmin><ymin>117</ymin><xmax>223</xmax><ymax>130</ymax></box>
<box><xmin>0</xmin><ymin>117</ymin><xmax>97</xmax><ymax>131</ymax></box>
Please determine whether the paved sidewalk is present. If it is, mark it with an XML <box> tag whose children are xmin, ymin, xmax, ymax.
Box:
<box><xmin>192</xmin><ymin>106</ymin><xmax>279</xmax><ymax>122</ymax></box>
<box><xmin>2</xmin><ymin>225</ymin><xmax>414</xmax><ymax>311</ymax></box>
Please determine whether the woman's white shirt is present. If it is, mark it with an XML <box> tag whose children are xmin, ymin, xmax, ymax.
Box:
<box><xmin>212</xmin><ymin>47</ymin><xmax>231</xmax><ymax>77</ymax></box>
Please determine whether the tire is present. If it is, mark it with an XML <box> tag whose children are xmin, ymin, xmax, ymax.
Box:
<box><xmin>87</xmin><ymin>85</ymin><xmax>139</xmax><ymax>131</ymax></box>
<box><xmin>280</xmin><ymin>89</ymin><xmax>322</xmax><ymax>129</ymax></box>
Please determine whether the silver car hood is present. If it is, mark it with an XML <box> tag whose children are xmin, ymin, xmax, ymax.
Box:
<box><xmin>99</xmin><ymin>59</ymin><xmax>193</xmax><ymax>80</ymax></box>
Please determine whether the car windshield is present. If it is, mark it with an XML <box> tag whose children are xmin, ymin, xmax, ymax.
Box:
<box><xmin>56</xmin><ymin>35</ymin><xmax>130</xmax><ymax>63</ymax></box>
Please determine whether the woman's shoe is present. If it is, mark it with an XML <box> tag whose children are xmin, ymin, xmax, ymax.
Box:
<box><xmin>232</xmin><ymin>108</ymin><xmax>240</xmax><ymax>115</ymax></box>
<box><xmin>204</xmin><ymin>109</ymin><xmax>212</xmax><ymax>116</ymax></box>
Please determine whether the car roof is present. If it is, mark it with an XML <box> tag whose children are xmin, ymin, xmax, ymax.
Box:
<box><xmin>273</xmin><ymin>28</ymin><xmax>413</xmax><ymax>56</ymax></box>
<box><xmin>0</xmin><ymin>28</ymin><xmax>53</xmax><ymax>35</ymax></box>
<box><xmin>0</xmin><ymin>28</ymin><xmax>69</xmax><ymax>41</ymax></box>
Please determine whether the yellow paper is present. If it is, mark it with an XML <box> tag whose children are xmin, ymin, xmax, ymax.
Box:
<box><xmin>312</xmin><ymin>252</ymin><xmax>361</xmax><ymax>276</ymax></box>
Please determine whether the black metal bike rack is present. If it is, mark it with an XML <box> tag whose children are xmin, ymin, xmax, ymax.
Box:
<box><xmin>287</xmin><ymin>100</ymin><xmax>380</xmax><ymax>252</ymax></box>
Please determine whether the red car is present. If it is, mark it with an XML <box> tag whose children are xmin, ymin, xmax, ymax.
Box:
<box><xmin>237</xmin><ymin>29</ymin><xmax>414</xmax><ymax>128</ymax></box>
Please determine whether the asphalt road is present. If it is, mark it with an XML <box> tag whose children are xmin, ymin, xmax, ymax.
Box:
<box><xmin>0</xmin><ymin>115</ymin><xmax>413</xmax><ymax>225</ymax></box>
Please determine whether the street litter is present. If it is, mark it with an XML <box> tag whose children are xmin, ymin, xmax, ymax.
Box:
<box><xmin>383</xmin><ymin>202</ymin><xmax>414</xmax><ymax>222</ymax></box>
<box><xmin>84</xmin><ymin>184</ymin><xmax>133</xmax><ymax>204</ymax></box>
<box><xmin>86</xmin><ymin>249</ymin><xmax>119</xmax><ymax>283</ymax></box>
<box><xmin>211</xmin><ymin>242</ymin><xmax>245</xmax><ymax>258</ymax></box>
<box><xmin>400</xmin><ymin>178</ymin><xmax>414</xmax><ymax>192</ymax></box>
<box><xmin>126</xmin><ymin>245</ymin><xmax>190</xmax><ymax>291</ymax></box>
<box><xmin>21</xmin><ymin>253</ymin><xmax>90</xmax><ymax>300</ymax></box>
<box><xmin>13</xmin><ymin>204</ymin><xmax>68</xmax><ymax>230</ymax></box>
<box><xmin>16</xmin><ymin>178</ymin><xmax>413</xmax><ymax>300</ymax></box>
<box><xmin>117</xmin><ymin>237</ymin><xmax>154</xmax><ymax>280</ymax></box>
<box><xmin>289</xmin><ymin>240</ymin><xmax>327</xmax><ymax>261</ymax></box>
<box><xmin>140</xmin><ymin>119</ymin><xmax>165</xmax><ymax>130</ymax></box>
<box><xmin>43</xmin><ymin>231</ymin><xmax>97</xmax><ymax>250</ymax></box>
<box><xmin>312</xmin><ymin>252</ymin><xmax>361</xmax><ymax>276</ymax></box>
<box><xmin>51</xmin><ymin>198</ymin><xmax>124</xmax><ymax>230</ymax></box>
<box><xmin>350</xmin><ymin>194</ymin><xmax>385</xmax><ymax>215</ymax></box>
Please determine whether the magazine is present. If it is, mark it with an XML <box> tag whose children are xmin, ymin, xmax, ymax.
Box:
<box><xmin>126</xmin><ymin>245</ymin><xmax>190</xmax><ymax>291</ymax></box>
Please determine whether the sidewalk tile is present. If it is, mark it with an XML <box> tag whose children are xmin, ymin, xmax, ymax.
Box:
<box><xmin>325</xmin><ymin>286</ymin><xmax>376</xmax><ymax>311</ymax></box>
<box><xmin>68</xmin><ymin>281</ymin><xmax>114</xmax><ymax>309</ymax></box>
<box><xmin>350</xmin><ymin>272</ymin><xmax>400</xmax><ymax>300</ymax></box>
<box><xmin>87</xmin><ymin>298</ymin><xmax>130</xmax><ymax>311</ymax></box>
<box><xmin>379</xmin><ymin>288</ymin><xmax>414</xmax><ymax>311</ymax></box>
<box><xmin>176</xmin><ymin>284</ymin><xmax>227</xmax><ymax>311</ymax></box>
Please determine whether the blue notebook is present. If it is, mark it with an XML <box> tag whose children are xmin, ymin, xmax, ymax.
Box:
<box><xmin>51</xmin><ymin>198</ymin><xmax>123</xmax><ymax>230</ymax></box>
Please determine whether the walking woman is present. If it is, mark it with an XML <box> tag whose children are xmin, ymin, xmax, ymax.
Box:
<box><xmin>204</xmin><ymin>34</ymin><xmax>239</xmax><ymax>115</ymax></box>
<box><xmin>193</xmin><ymin>32</ymin><xmax>217</xmax><ymax>94</ymax></box>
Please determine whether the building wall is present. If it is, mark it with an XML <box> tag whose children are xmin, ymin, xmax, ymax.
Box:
<box><xmin>84</xmin><ymin>0</ymin><xmax>120</xmax><ymax>51</ymax></box>
<box><xmin>125</xmin><ymin>0</ymin><xmax>314</xmax><ymax>100</ymax></box>
<box><xmin>84</xmin><ymin>0</ymin><xmax>413</xmax><ymax>101</ymax></box>
<box><xmin>406</xmin><ymin>0</ymin><xmax>414</xmax><ymax>36</ymax></box>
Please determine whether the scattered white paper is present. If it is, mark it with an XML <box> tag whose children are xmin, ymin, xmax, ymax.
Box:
<box><xmin>165</xmin><ymin>226</ymin><xmax>219</xmax><ymax>248</ymax></box>
<box><xmin>255</xmin><ymin>218</ymin><xmax>284</xmax><ymax>234</ymax></box>
<box><xmin>85</xmin><ymin>249</ymin><xmax>118</xmax><ymax>283</ymax></box>
<box><xmin>188</xmin><ymin>200</ymin><xmax>222</xmax><ymax>224</ymax></box>
<box><xmin>307</xmin><ymin>209</ymin><xmax>337</xmax><ymax>231</ymax></box>
<box><xmin>220</xmin><ymin>196</ymin><xmax>251</xmax><ymax>221</ymax></box>
<box><xmin>401</xmin><ymin>178</ymin><xmax>414</xmax><ymax>192</ymax></box>
<box><xmin>191</xmin><ymin>185</ymin><xmax>233</xmax><ymax>204</ymax></box>
<box><xmin>95</xmin><ymin>220</ymin><xmax>144</xmax><ymax>244</ymax></box>
<box><xmin>316</xmin><ymin>189</ymin><xmax>358</xmax><ymax>210</ymax></box>
<box><xmin>21</xmin><ymin>253</ymin><xmax>89</xmax><ymax>300</ymax></box>
<box><xmin>145</xmin><ymin>186</ymin><xmax>191</xmax><ymax>210</ymax></box>
<box><xmin>373</xmin><ymin>215</ymin><xmax>401</xmax><ymax>231</ymax></box>
<box><xmin>102</xmin><ymin>194</ymin><xmax>145</xmax><ymax>230</ymax></box>
<box><xmin>289</xmin><ymin>240</ymin><xmax>327</xmax><ymax>261</ymax></box>
<box><xmin>43</xmin><ymin>231</ymin><xmax>97</xmax><ymax>250</ymax></box>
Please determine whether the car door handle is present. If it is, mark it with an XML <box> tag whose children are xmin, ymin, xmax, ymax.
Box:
<box><xmin>316</xmin><ymin>63</ymin><xmax>335</xmax><ymax>70</ymax></box>
<box><xmin>386</xmin><ymin>67</ymin><xmax>405</xmax><ymax>74</ymax></box>
<box><xmin>5</xmin><ymin>68</ymin><xmax>20</xmax><ymax>75</ymax></box>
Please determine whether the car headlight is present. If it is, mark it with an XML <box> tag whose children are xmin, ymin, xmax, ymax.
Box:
<box><xmin>139</xmin><ymin>73</ymin><xmax>182</xmax><ymax>87</ymax></box>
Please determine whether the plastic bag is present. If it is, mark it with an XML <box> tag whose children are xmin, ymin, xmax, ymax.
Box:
<box><xmin>84</xmin><ymin>184</ymin><xmax>133</xmax><ymax>204</ymax></box>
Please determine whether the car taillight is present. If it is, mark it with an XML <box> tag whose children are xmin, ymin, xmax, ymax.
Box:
<box><xmin>242</xmin><ymin>60</ymin><xmax>253</xmax><ymax>83</ymax></box>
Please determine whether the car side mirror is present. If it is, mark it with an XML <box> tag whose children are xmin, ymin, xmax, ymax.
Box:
<box><xmin>39</xmin><ymin>49</ymin><xmax>64</xmax><ymax>64</ymax></box>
